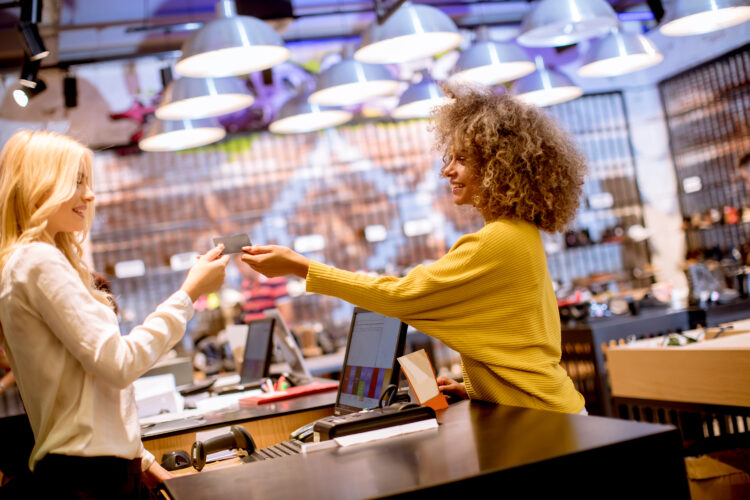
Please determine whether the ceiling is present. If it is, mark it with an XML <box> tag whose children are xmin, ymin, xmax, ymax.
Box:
<box><xmin>0</xmin><ymin>0</ymin><xmax>660</xmax><ymax>72</ymax></box>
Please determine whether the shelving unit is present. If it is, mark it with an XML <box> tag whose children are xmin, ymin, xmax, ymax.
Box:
<box><xmin>660</xmin><ymin>44</ymin><xmax>750</xmax><ymax>259</ymax></box>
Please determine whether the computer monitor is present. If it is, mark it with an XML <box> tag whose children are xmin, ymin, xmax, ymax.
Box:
<box><xmin>335</xmin><ymin>308</ymin><xmax>408</xmax><ymax>414</ymax></box>
<box><xmin>263</xmin><ymin>308</ymin><xmax>312</xmax><ymax>379</ymax></box>
<box><xmin>239</xmin><ymin>318</ymin><xmax>275</xmax><ymax>385</ymax></box>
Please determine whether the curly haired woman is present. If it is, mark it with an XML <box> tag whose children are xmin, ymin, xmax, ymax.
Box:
<box><xmin>241</xmin><ymin>84</ymin><xmax>588</xmax><ymax>414</ymax></box>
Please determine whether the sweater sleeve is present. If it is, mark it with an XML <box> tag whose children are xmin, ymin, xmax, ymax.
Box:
<box><xmin>13</xmin><ymin>244</ymin><xmax>194</xmax><ymax>389</ymax></box>
<box><xmin>306</xmin><ymin>229</ymin><xmax>504</xmax><ymax>321</ymax></box>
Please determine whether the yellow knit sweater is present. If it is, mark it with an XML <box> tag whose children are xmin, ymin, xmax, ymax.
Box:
<box><xmin>306</xmin><ymin>218</ymin><xmax>585</xmax><ymax>413</ymax></box>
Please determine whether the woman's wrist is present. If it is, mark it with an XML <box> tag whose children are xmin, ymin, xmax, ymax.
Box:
<box><xmin>294</xmin><ymin>255</ymin><xmax>310</xmax><ymax>279</ymax></box>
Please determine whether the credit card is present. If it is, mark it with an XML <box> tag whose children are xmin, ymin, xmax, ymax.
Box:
<box><xmin>212</xmin><ymin>233</ymin><xmax>252</xmax><ymax>255</ymax></box>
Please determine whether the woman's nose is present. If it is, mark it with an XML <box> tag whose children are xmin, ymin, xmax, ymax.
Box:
<box><xmin>83</xmin><ymin>186</ymin><xmax>95</xmax><ymax>202</ymax></box>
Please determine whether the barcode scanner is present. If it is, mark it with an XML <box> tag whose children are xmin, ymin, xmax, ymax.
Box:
<box><xmin>191</xmin><ymin>425</ymin><xmax>257</xmax><ymax>471</ymax></box>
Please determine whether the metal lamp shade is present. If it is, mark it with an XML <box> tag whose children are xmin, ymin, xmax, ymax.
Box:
<box><xmin>354</xmin><ymin>1</ymin><xmax>462</xmax><ymax>64</ymax></box>
<box><xmin>156</xmin><ymin>76</ymin><xmax>255</xmax><ymax>120</ymax></box>
<box><xmin>175</xmin><ymin>1</ymin><xmax>290</xmax><ymax>78</ymax></box>
<box><xmin>269</xmin><ymin>93</ymin><xmax>353</xmax><ymax>134</ymax></box>
<box><xmin>139</xmin><ymin>118</ymin><xmax>226</xmax><ymax>152</ymax></box>
<box><xmin>517</xmin><ymin>0</ymin><xmax>619</xmax><ymax>47</ymax></box>
<box><xmin>450</xmin><ymin>41</ymin><xmax>535</xmax><ymax>85</ymax></box>
<box><xmin>392</xmin><ymin>80</ymin><xmax>451</xmax><ymax>120</ymax></box>
<box><xmin>513</xmin><ymin>67</ymin><xmax>583</xmax><ymax>107</ymax></box>
<box><xmin>308</xmin><ymin>59</ymin><xmax>400</xmax><ymax>106</ymax></box>
<box><xmin>659</xmin><ymin>0</ymin><xmax>750</xmax><ymax>36</ymax></box>
<box><xmin>578</xmin><ymin>31</ymin><xmax>663</xmax><ymax>77</ymax></box>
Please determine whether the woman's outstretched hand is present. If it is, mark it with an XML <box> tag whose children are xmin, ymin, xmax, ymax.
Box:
<box><xmin>180</xmin><ymin>244</ymin><xmax>230</xmax><ymax>302</ymax></box>
<box><xmin>240</xmin><ymin>245</ymin><xmax>310</xmax><ymax>279</ymax></box>
<box><xmin>436</xmin><ymin>376</ymin><xmax>468</xmax><ymax>400</ymax></box>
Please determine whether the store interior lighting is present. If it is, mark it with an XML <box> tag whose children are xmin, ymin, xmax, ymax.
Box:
<box><xmin>308</xmin><ymin>55</ymin><xmax>400</xmax><ymax>107</ymax></box>
<box><xmin>578</xmin><ymin>28</ymin><xmax>664</xmax><ymax>77</ymax></box>
<box><xmin>269</xmin><ymin>92</ymin><xmax>353</xmax><ymax>134</ymax></box>
<box><xmin>354</xmin><ymin>1</ymin><xmax>462</xmax><ymax>64</ymax></box>
<box><xmin>513</xmin><ymin>56</ymin><xmax>583</xmax><ymax>107</ymax></box>
<box><xmin>17</xmin><ymin>0</ymin><xmax>49</xmax><ymax>61</ymax></box>
<box><xmin>517</xmin><ymin>0</ymin><xmax>620</xmax><ymax>47</ymax></box>
<box><xmin>156</xmin><ymin>76</ymin><xmax>255</xmax><ymax>120</ymax></box>
<box><xmin>175</xmin><ymin>0</ymin><xmax>290</xmax><ymax>78</ymax></box>
<box><xmin>138</xmin><ymin>118</ymin><xmax>226</xmax><ymax>152</ymax></box>
<box><xmin>450</xmin><ymin>28</ymin><xmax>535</xmax><ymax>86</ymax></box>
<box><xmin>659</xmin><ymin>0</ymin><xmax>750</xmax><ymax>36</ymax></box>
<box><xmin>391</xmin><ymin>77</ymin><xmax>451</xmax><ymax>120</ymax></box>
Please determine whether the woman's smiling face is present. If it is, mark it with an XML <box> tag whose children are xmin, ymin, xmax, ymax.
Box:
<box><xmin>443</xmin><ymin>151</ymin><xmax>479</xmax><ymax>207</ymax></box>
<box><xmin>45</xmin><ymin>168</ymin><xmax>95</xmax><ymax>238</ymax></box>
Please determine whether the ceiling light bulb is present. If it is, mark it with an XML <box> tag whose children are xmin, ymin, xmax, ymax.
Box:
<box><xmin>659</xmin><ymin>0</ymin><xmax>750</xmax><ymax>36</ymax></box>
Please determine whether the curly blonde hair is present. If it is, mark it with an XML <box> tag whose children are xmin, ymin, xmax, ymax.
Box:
<box><xmin>432</xmin><ymin>83</ymin><xmax>586</xmax><ymax>233</ymax></box>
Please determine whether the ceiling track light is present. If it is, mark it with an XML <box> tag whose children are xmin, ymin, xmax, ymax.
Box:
<box><xmin>512</xmin><ymin>55</ymin><xmax>583</xmax><ymax>107</ymax></box>
<box><xmin>63</xmin><ymin>74</ymin><xmax>77</xmax><ymax>108</ymax></box>
<box><xmin>354</xmin><ymin>1</ymin><xmax>462</xmax><ymax>64</ymax></box>
<box><xmin>13</xmin><ymin>79</ymin><xmax>46</xmax><ymax>108</ymax></box>
<box><xmin>659</xmin><ymin>0</ymin><xmax>750</xmax><ymax>36</ymax></box>
<box><xmin>175</xmin><ymin>0</ymin><xmax>290</xmax><ymax>78</ymax></box>
<box><xmin>17</xmin><ymin>0</ymin><xmax>48</xmax><ymax>61</ymax></box>
<box><xmin>138</xmin><ymin>118</ymin><xmax>226</xmax><ymax>152</ymax></box>
<box><xmin>19</xmin><ymin>55</ymin><xmax>40</xmax><ymax>88</ymax></box>
<box><xmin>156</xmin><ymin>76</ymin><xmax>255</xmax><ymax>120</ymax></box>
<box><xmin>517</xmin><ymin>0</ymin><xmax>619</xmax><ymax>48</ymax></box>
<box><xmin>578</xmin><ymin>28</ymin><xmax>663</xmax><ymax>78</ymax></box>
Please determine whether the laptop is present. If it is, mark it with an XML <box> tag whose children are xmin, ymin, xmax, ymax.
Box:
<box><xmin>215</xmin><ymin>317</ymin><xmax>276</xmax><ymax>395</ymax></box>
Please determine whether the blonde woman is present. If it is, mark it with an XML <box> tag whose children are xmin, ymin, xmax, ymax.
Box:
<box><xmin>242</xmin><ymin>84</ymin><xmax>588</xmax><ymax>415</ymax></box>
<box><xmin>0</xmin><ymin>130</ymin><xmax>229</xmax><ymax>498</ymax></box>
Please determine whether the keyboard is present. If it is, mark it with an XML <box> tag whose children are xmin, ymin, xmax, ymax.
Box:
<box><xmin>246</xmin><ymin>439</ymin><xmax>304</xmax><ymax>461</ymax></box>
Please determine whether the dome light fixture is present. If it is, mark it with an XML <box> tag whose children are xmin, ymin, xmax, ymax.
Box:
<box><xmin>659</xmin><ymin>0</ymin><xmax>750</xmax><ymax>36</ymax></box>
<box><xmin>175</xmin><ymin>0</ymin><xmax>290</xmax><ymax>78</ymax></box>
<box><xmin>513</xmin><ymin>56</ymin><xmax>583</xmax><ymax>107</ymax></box>
<box><xmin>392</xmin><ymin>78</ymin><xmax>451</xmax><ymax>120</ymax></box>
<box><xmin>450</xmin><ymin>31</ymin><xmax>535</xmax><ymax>86</ymax></box>
<box><xmin>578</xmin><ymin>29</ymin><xmax>663</xmax><ymax>77</ymax></box>
<box><xmin>269</xmin><ymin>93</ymin><xmax>353</xmax><ymax>134</ymax></box>
<box><xmin>138</xmin><ymin>118</ymin><xmax>226</xmax><ymax>152</ymax></box>
<box><xmin>308</xmin><ymin>57</ymin><xmax>400</xmax><ymax>106</ymax></box>
<box><xmin>354</xmin><ymin>1</ymin><xmax>462</xmax><ymax>64</ymax></box>
<box><xmin>517</xmin><ymin>0</ymin><xmax>619</xmax><ymax>47</ymax></box>
<box><xmin>156</xmin><ymin>76</ymin><xmax>255</xmax><ymax>120</ymax></box>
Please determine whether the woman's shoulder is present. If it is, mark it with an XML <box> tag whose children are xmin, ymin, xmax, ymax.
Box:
<box><xmin>5</xmin><ymin>242</ymin><xmax>66</xmax><ymax>274</ymax></box>
<box><xmin>478</xmin><ymin>218</ymin><xmax>539</xmax><ymax>239</ymax></box>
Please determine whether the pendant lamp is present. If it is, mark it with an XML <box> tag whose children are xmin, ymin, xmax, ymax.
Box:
<box><xmin>517</xmin><ymin>0</ymin><xmax>619</xmax><ymax>47</ymax></box>
<box><xmin>450</xmin><ymin>37</ymin><xmax>535</xmax><ymax>85</ymax></box>
<box><xmin>175</xmin><ymin>0</ymin><xmax>290</xmax><ymax>78</ymax></box>
<box><xmin>156</xmin><ymin>76</ymin><xmax>255</xmax><ymax>120</ymax></box>
<box><xmin>513</xmin><ymin>56</ymin><xmax>583</xmax><ymax>107</ymax></box>
<box><xmin>392</xmin><ymin>78</ymin><xmax>451</xmax><ymax>120</ymax></box>
<box><xmin>578</xmin><ymin>29</ymin><xmax>663</xmax><ymax>77</ymax></box>
<box><xmin>659</xmin><ymin>0</ymin><xmax>750</xmax><ymax>36</ymax></box>
<box><xmin>354</xmin><ymin>1</ymin><xmax>462</xmax><ymax>64</ymax></box>
<box><xmin>139</xmin><ymin>118</ymin><xmax>226</xmax><ymax>152</ymax></box>
<box><xmin>269</xmin><ymin>93</ymin><xmax>353</xmax><ymax>134</ymax></box>
<box><xmin>308</xmin><ymin>57</ymin><xmax>399</xmax><ymax>106</ymax></box>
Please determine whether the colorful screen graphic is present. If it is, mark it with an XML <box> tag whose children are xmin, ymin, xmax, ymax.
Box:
<box><xmin>338</xmin><ymin>312</ymin><xmax>402</xmax><ymax>410</ymax></box>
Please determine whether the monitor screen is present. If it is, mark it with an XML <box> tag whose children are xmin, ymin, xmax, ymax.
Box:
<box><xmin>336</xmin><ymin>309</ymin><xmax>407</xmax><ymax>412</ymax></box>
<box><xmin>240</xmin><ymin>318</ymin><xmax>275</xmax><ymax>384</ymax></box>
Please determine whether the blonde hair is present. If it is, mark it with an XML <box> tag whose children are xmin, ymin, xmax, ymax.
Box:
<box><xmin>432</xmin><ymin>83</ymin><xmax>586</xmax><ymax>233</ymax></box>
<box><xmin>0</xmin><ymin>130</ymin><xmax>110</xmax><ymax>307</ymax></box>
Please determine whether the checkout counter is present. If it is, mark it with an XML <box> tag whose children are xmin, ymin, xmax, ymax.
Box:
<box><xmin>156</xmin><ymin>399</ymin><xmax>689</xmax><ymax>499</ymax></box>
